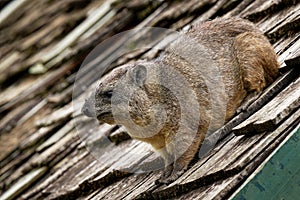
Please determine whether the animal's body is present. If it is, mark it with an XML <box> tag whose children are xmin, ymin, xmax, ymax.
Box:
<box><xmin>82</xmin><ymin>17</ymin><xmax>279</xmax><ymax>183</ymax></box>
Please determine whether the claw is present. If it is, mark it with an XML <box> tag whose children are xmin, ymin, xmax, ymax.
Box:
<box><xmin>156</xmin><ymin>164</ymin><xmax>187</xmax><ymax>185</ymax></box>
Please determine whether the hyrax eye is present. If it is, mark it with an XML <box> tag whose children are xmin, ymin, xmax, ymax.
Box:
<box><xmin>103</xmin><ymin>90</ymin><xmax>113</xmax><ymax>99</ymax></box>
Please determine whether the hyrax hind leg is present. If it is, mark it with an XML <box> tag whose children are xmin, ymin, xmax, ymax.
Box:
<box><xmin>233</xmin><ymin>31</ymin><xmax>279</xmax><ymax>112</ymax></box>
<box><xmin>233</xmin><ymin>31</ymin><xmax>279</xmax><ymax>93</ymax></box>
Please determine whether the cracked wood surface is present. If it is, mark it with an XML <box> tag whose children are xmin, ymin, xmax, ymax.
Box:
<box><xmin>0</xmin><ymin>0</ymin><xmax>299</xmax><ymax>199</ymax></box>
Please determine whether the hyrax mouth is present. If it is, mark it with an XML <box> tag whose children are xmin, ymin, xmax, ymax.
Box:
<box><xmin>96</xmin><ymin>111</ymin><xmax>114</xmax><ymax>123</ymax></box>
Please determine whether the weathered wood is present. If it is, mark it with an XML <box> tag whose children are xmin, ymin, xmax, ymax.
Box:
<box><xmin>0</xmin><ymin>0</ymin><xmax>31</xmax><ymax>28</ymax></box>
<box><xmin>20</xmin><ymin>151</ymin><xmax>89</xmax><ymax>200</ymax></box>
<box><xmin>233</xmin><ymin>76</ymin><xmax>300</xmax><ymax>135</ymax></box>
<box><xmin>35</xmin><ymin>0</ymin><xmax>116</xmax><ymax>69</ymax></box>
<box><xmin>0</xmin><ymin>125</ymin><xmax>58</xmax><ymax>188</ymax></box>
<box><xmin>221</xmin><ymin>111</ymin><xmax>300</xmax><ymax>200</ymax></box>
<box><xmin>0</xmin><ymin>52</ymin><xmax>23</xmax><ymax>80</ymax></box>
<box><xmin>273</xmin><ymin>34</ymin><xmax>300</xmax><ymax>72</ymax></box>
<box><xmin>224</xmin><ymin>0</ymin><xmax>255</xmax><ymax>18</ymax></box>
<box><xmin>0</xmin><ymin>0</ymin><xmax>101</xmax><ymax>86</ymax></box>
<box><xmin>241</xmin><ymin>0</ymin><xmax>298</xmax><ymax>22</ymax></box>
<box><xmin>36</xmin><ymin>104</ymin><xmax>73</xmax><ymax>127</ymax></box>
<box><xmin>0</xmin><ymin>100</ymin><xmax>37</xmax><ymax>135</ymax></box>
<box><xmin>108</xmin><ymin>127</ymin><xmax>131</xmax><ymax>145</ymax></box>
<box><xmin>0</xmin><ymin>167</ymin><xmax>47</xmax><ymax>200</ymax></box>
<box><xmin>0</xmin><ymin>0</ymin><xmax>299</xmax><ymax>200</ymax></box>
<box><xmin>0</xmin><ymin>60</ymin><xmax>77</xmax><ymax>114</ymax></box>
<box><xmin>36</xmin><ymin>119</ymin><xmax>75</xmax><ymax>152</ymax></box>
<box><xmin>279</xmin><ymin>38</ymin><xmax>300</xmax><ymax>66</ymax></box>
<box><xmin>193</xmin><ymin>0</ymin><xmax>225</xmax><ymax>23</ymax></box>
<box><xmin>285</xmin><ymin>55</ymin><xmax>300</xmax><ymax>68</ymax></box>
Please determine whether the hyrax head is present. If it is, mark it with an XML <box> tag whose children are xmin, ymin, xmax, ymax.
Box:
<box><xmin>82</xmin><ymin>62</ymin><xmax>154</xmax><ymax>125</ymax></box>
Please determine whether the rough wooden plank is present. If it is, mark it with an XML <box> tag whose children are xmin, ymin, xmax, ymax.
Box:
<box><xmin>193</xmin><ymin>0</ymin><xmax>226</xmax><ymax>23</ymax></box>
<box><xmin>224</xmin><ymin>0</ymin><xmax>255</xmax><ymax>18</ymax></box>
<box><xmin>0</xmin><ymin>0</ymin><xmax>31</xmax><ymax>28</ymax></box>
<box><xmin>91</xmin><ymin>172</ymin><xmax>160</xmax><ymax>200</ymax></box>
<box><xmin>0</xmin><ymin>167</ymin><xmax>47</xmax><ymax>200</ymax></box>
<box><xmin>177</xmin><ymin>136</ymin><xmax>263</xmax><ymax>185</ymax></box>
<box><xmin>265</xmin><ymin>6</ymin><xmax>300</xmax><ymax>44</ymax></box>
<box><xmin>278</xmin><ymin>37</ymin><xmax>300</xmax><ymax>65</ymax></box>
<box><xmin>38</xmin><ymin>0</ymin><xmax>115</xmax><ymax>65</ymax></box>
<box><xmin>36</xmin><ymin>119</ymin><xmax>75</xmax><ymax>152</ymax></box>
<box><xmin>0</xmin><ymin>60</ymin><xmax>77</xmax><ymax>114</ymax></box>
<box><xmin>0</xmin><ymin>107</ymin><xmax>51</xmax><ymax>164</ymax></box>
<box><xmin>0</xmin><ymin>77</ymin><xmax>38</xmax><ymax>107</ymax></box>
<box><xmin>26</xmin><ymin>124</ymin><xmax>130</xmax><ymax>198</ymax></box>
<box><xmin>20</xmin><ymin>11</ymin><xmax>86</xmax><ymax>52</ymax></box>
<box><xmin>1</xmin><ymin>129</ymin><xmax>82</xmax><ymax>196</ymax></box>
<box><xmin>0</xmin><ymin>52</ymin><xmax>23</xmax><ymax>75</ymax></box>
<box><xmin>233</xmin><ymin>76</ymin><xmax>300</xmax><ymax>135</ymax></box>
<box><xmin>241</xmin><ymin>0</ymin><xmax>298</xmax><ymax>22</ymax></box>
<box><xmin>0</xmin><ymin>125</ymin><xmax>57</xmax><ymax>188</ymax></box>
<box><xmin>285</xmin><ymin>55</ymin><xmax>300</xmax><ymax>68</ymax></box>
<box><xmin>0</xmin><ymin>0</ymin><xmax>99</xmax><ymax>85</ymax></box>
<box><xmin>273</xmin><ymin>34</ymin><xmax>300</xmax><ymax>68</ymax></box>
<box><xmin>0</xmin><ymin>100</ymin><xmax>38</xmax><ymax>135</ymax></box>
<box><xmin>45</xmin><ymin>141</ymin><xmax>148</xmax><ymax>199</ymax></box>
<box><xmin>217</xmin><ymin>111</ymin><xmax>300</xmax><ymax>200</ymax></box>
<box><xmin>30</xmin><ymin>8</ymin><xmax>117</xmax><ymax>74</ymax></box>
<box><xmin>35</xmin><ymin>152</ymin><xmax>102</xmax><ymax>199</ymax></box>
<box><xmin>20</xmin><ymin>151</ymin><xmax>89</xmax><ymax>200</ymax></box>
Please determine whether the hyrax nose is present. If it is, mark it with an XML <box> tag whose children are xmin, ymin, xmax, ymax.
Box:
<box><xmin>82</xmin><ymin>100</ymin><xmax>95</xmax><ymax>117</ymax></box>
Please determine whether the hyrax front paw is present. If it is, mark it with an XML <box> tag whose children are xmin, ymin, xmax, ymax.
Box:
<box><xmin>155</xmin><ymin>165</ymin><xmax>173</xmax><ymax>185</ymax></box>
<box><xmin>156</xmin><ymin>163</ymin><xmax>187</xmax><ymax>185</ymax></box>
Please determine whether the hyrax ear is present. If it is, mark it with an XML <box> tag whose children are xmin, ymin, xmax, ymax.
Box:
<box><xmin>130</xmin><ymin>64</ymin><xmax>147</xmax><ymax>87</ymax></box>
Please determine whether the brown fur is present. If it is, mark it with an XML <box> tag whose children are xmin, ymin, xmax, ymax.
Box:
<box><xmin>82</xmin><ymin>17</ymin><xmax>279</xmax><ymax>183</ymax></box>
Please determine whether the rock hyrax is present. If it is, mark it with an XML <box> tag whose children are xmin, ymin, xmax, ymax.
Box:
<box><xmin>82</xmin><ymin>17</ymin><xmax>279</xmax><ymax>183</ymax></box>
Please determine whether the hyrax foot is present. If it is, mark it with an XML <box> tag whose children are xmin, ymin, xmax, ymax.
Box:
<box><xmin>162</xmin><ymin>168</ymin><xmax>187</xmax><ymax>185</ymax></box>
<box><xmin>155</xmin><ymin>165</ymin><xmax>173</xmax><ymax>185</ymax></box>
<box><xmin>156</xmin><ymin>162</ymin><xmax>188</xmax><ymax>185</ymax></box>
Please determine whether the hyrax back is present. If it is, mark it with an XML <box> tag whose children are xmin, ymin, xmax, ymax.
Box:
<box><xmin>82</xmin><ymin>17</ymin><xmax>279</xmax><ymax>184</ymax></box>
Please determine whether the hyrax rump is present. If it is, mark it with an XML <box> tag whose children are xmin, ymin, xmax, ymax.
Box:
<box><xmin>82</xmin><ymin>17</ymin><xmax>279</xmax><ymax>183</ymax></box>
